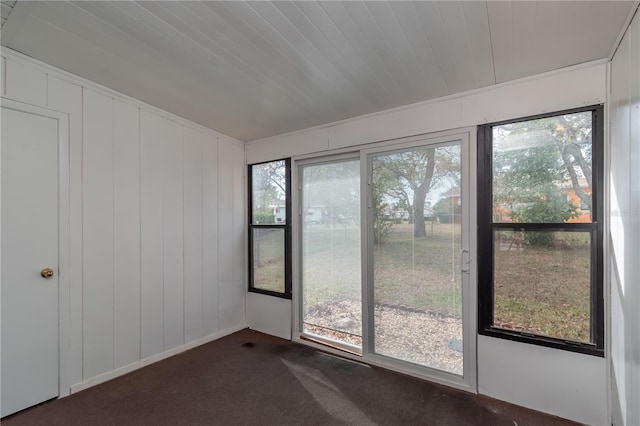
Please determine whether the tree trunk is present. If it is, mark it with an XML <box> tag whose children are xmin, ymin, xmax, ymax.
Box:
<box><xmin>412</xmin><ymin>148</ymin><xmax>436</xmax><ymax>238</ymax></box>
<box><xmin>413</xmin><ymin>190</ymin><xmax>427</xmax><ymax>238</ymax></box>
<box><xmin>558</xmin><ymin>143</ymin><xmax>591</xmax><ymax>210</ymax></box>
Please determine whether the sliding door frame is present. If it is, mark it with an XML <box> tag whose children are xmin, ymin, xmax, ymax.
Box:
<box><xmin>361</xmin><ymin>130</ymin><xmax>477</xmax><ymax>392</ymax></box>
<box><xmin>292</xmin><ymin>152</ymin><xmax>362</xmax><ymax>353</ymax></box>
<box><xmin>291</xmin><ymin>128</ymin><xmax>477</xmax><ymax>393</ymax></box>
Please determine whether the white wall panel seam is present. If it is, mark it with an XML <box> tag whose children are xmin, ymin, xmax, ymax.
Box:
<box><xmin>201</xmin><ymin>136</ymin><xmax>205</xmax><ymax>336</ymax></box>
<box><xmin>138</xmin><ymin>106</ymin><xmax>142</xmax><ymax>362</ymax></box>
<box><xmin>200</xmin><ymin>131</ymin><xmax>204</xmax><ymax>339</ymax></box>
<box><xmin>182</xmin><ymin>125</ymin><xmax>186</xmax><ymax>343</ymax></box>
<box><xmin>2</xmin><ymin>55</ymin><xmax>6</xmax><ymax>96</ymax></box>
<box><xmin>198</xmin><ymin>129</ymin><xmax>206</xmax><ymax>336</ymax></box>
<box><xmin>162</xmin><ymin>139</ymin><xmax>166</xmax><ymax>352</ymax></box>
<box><xmin>80</xmin><ymin>86</ymin><xmax>85</xmax><ymax>382</ymax></box>
<box><xmin>216</xmin><ymin>138</ymin><xmax>220</xmax><ymax>330</ymax></box>
<box><xmin>200</xmin><ymin>133</ymin><xmax>204</xmax><ymax>337</ymax></box>
<box><xmin>112</xmin><ymin>96</ymin><xmax>116</xmax><ymax>372</ymax></box>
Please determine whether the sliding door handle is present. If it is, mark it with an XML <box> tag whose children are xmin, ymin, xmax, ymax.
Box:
<box><xmin>460</xmin><ymin>249</ymin><xmax>470</xmax><ymax>274</ymax></box>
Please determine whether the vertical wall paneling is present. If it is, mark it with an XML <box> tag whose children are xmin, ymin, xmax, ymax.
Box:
<box><xmin>610</xmin><ymin>9</ymin><xmax>640</xmax><ymax>426</ymax></box>
<box><xmin>47</xmin><ymin>75</ymin><xmax>83</xmax><ymax>388</ymax></box>
<box><xmin>217</xmin><ymin>140</ymin><xmax>235</xmax><ymax>330</ymax></box>
<box><xmin>183</xmin><ymin>126</ymin><xmax>204</xmax><ymax>343</ymax></box>
<box><xmin>231</xmin><ymin>143</ymin><xmax>246</xmax><ymax>325</ymax></box>
<box><xmin>1</xmin><ymin>56</ymin><xmax>6</xmax><ymax>96</ymax></box>
<box><xmin>630</xmin><ymin>16</ymin><xmax>640</xmax><ymax>426</ymax></box>
<box><xmin>140</xmin><ymin>110</ymin><xmax>166</xmax><ymax>358</ymax></box>
<box><xmin>202</xmin><ymin>133</ymin><xmax>219</xmax><ymax>335</ymax></box>
<box><xmin>113</xmin><ymin>100</ymin><xmax>141</xmax><ymax>368</ymax></box>
<box><xmin>3</xmin><ymin>50</ymin><xmax>248</xmax><ymax>393</ymax></box>
<box><xmin>163</xmin><ymin>120</ymin><xmax>184</xmax><ymax>351</ymax></box>
<box><xmin>82</xmin><ymin>89</ymin><xmax>115</xmax><ymax>379</ymax></box>
<box><xmin>4</xmin><ymin>58</ymin><xmax>47</xmax><ymax>105</ymax></box>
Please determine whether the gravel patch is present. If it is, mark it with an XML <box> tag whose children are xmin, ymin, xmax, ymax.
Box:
<box><xmin>304</xmin><ymin>299</ymin><xmax>463</xmax><ymax>375</ymax></box>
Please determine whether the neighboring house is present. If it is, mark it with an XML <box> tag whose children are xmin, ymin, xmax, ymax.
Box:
<box><xmin>433</xmin><ymin>187</ymin><xmax>462</xmax><ymax>224</ymax></box>
<box><xmin>492</xmin><ymin>179</ymin><xmax>592</xmax><ymax>224</ymax></box>
<box><xmin>269</xmin><ymin>204</ymin><xmax>286</xmax><ymax>224</ymax></box>
<box><xmin>561</xmin><ymin>178</ymin><xmax>592</xmax><ymax>223</ymax></box>
<box><xmin>303</xmin><ymin>206</ymin><xmax>324</xmax><ymax>224</ymax></box>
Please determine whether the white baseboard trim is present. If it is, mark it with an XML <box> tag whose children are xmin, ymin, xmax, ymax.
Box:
<box><xmin>69</xmin><ymin>324</ymin><xmax>248</xmax><ymax>394</ymax></box>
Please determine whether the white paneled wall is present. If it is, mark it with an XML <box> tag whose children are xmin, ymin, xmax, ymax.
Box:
<box><xmin>163</xmin><ymin>119</ymin><xmax>185</xmax><ymax>352</ymax></box>
<box><xmin>183</xmin><ymin>126</ymin><xmax>204</xmax><ymax>343</ymax></box>
<box><xmin>46</xmin><ymin>75</ymin><xmax>83</xmax><ymax>387</ymax></box>
<box><xmin>0</xmin><ymin>49</ymin><xmax>246</xmax><ymax>392</ymax></box>
<box><xmin>610</xmin><ymin>7</ymin><xmax>640</xmax><ymax>426</ymax></box>
<box><xmin>202</xmin><ymin>134</ymin><xmax>221</xmax><ymax>336</ymax></box>
<box><xmin>113</xmin><ymin>99</ymin><xmax>141</xmax><ymax>369</ymax></box>
<box><xmin>83</xmin><ymin>88</ymin><xmax>116</xmax><ymax>379</ymax></box>
<box><xmin>217</xmin><ymin>141</ymin><xmax>247</xmax><ymax>331</ymax></box>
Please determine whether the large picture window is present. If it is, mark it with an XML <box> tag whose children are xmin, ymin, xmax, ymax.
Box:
<box><xmin>478</xmin><ymin>106</ymin><xmax>604</xmax><ymax>355</ymax></box>
<box><xmin>248</xmin><ymin>159</ymin><xmax>291</xmax><ymax>298</ymax></box>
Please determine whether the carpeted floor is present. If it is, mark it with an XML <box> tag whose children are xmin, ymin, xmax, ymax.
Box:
<box><xmin>3</xmin><ymin>329</ymin><xmax>578</xmax><ymax>426</ymax></box>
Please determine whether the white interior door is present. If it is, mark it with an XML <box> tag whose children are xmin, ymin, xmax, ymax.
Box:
<box><xmin>1</xmin><ymin>102</ymin><xmax>60</xmax><ymax>417</ymax></box>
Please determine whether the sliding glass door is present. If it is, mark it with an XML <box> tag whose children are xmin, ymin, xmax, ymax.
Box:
<box><xmin>368</xmin><ymin>141</ymin><xmax>464</xmax><ymax>376</ymax></box>
<box><xmin>299</xmin><ymin>158</ymin><xmax>362</xmax><ymax>351</ymax></box>
<box><xmin>296</xmin><ymin>131</ymin><xmax>474</xmax><ymax>388</ymax></box>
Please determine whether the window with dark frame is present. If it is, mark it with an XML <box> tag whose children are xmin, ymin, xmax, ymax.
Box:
<box><xmin>477</xmin><ymin>105</ymin><xmax>604</xmax><ymax>356</ymax></box>
<box><xmin>248</xmin><ymin>159</ymin><xmax>292</xmax><ymax>299</ymax></box>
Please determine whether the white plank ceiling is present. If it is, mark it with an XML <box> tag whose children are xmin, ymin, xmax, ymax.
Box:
<box><xmin>0</xmin><ymin>0</ymin><xmax>17</xmax><ymax>28</ymax></box>
<box><xmin>1</xmin><ymin>1</ymin><xmax>635</xmax><ymax>141</ymax></box>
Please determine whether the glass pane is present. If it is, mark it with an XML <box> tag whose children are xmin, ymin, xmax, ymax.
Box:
<box><xmin>252</xmin><ymin>228</ymin><xmax>285</xmax><ymax>293</ymax></box>
<box><xmin>493</xmin><ymin>230</ymin><xmax>592</xmax><ymax>343</ymax></box>
<box><xmin>371</xmin><ymin>143</ymin><xmax>463</xmax><ymax>375</ymax></box>
<box><xmin>301</xmin><ymin>160</ymin><xmax>361</xmax><ymax>349</ymax></box>
<box><xmin>252</xmin><ymin>160</ymin><xmax>286</xmax><ymax>225</ymax></box>
<box><xmin>493</xmin><ymin>112</ymin><xmax>593</xmax><ymax>223</ymax></box>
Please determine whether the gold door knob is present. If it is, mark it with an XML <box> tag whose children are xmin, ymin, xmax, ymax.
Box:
<box><xmin>40</xmin><ymin>268</ymin><xmax>55</xmax><ymax>278</ymax></box>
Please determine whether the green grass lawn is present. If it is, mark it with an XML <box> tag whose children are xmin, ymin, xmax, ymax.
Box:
<box><xmin>257</xmin><ymin>221</ymin><xmax>591</xmax><ymax>344</ymax></box>
<box><xmin>252</xmin><ymin>229</ymin><xmax>285</xmax><ymax>293</ymax></box>
<box><xmin>372</xmin><ymin>222</ymin><xmax>462</xmax><ymax>317</ymax></box>
<box><xmin>299</xmin><ymin>222</ymin><xmax>462</xmax><ymax>318</ymax></box>
<box><xmin>494</xmin><ymin>233</ymin><xmax>591</xmax><ymax>342</ymax></box>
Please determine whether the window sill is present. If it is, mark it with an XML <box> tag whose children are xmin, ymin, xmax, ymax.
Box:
<box><xmin>248</xmin><ymin>287</ymin><xmax>292</xmax><ymax>300</ymax></box>
<box><xmin>479</xmin><ymin>326</ymin><xmax>604</xmax><ymax>357</ymax></box>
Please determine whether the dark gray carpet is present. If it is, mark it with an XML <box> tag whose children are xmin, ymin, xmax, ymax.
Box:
<box><xmin>3</xmin><ymin>329</ymin><xmax>578</xmax><ymax>425</ymax></box>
